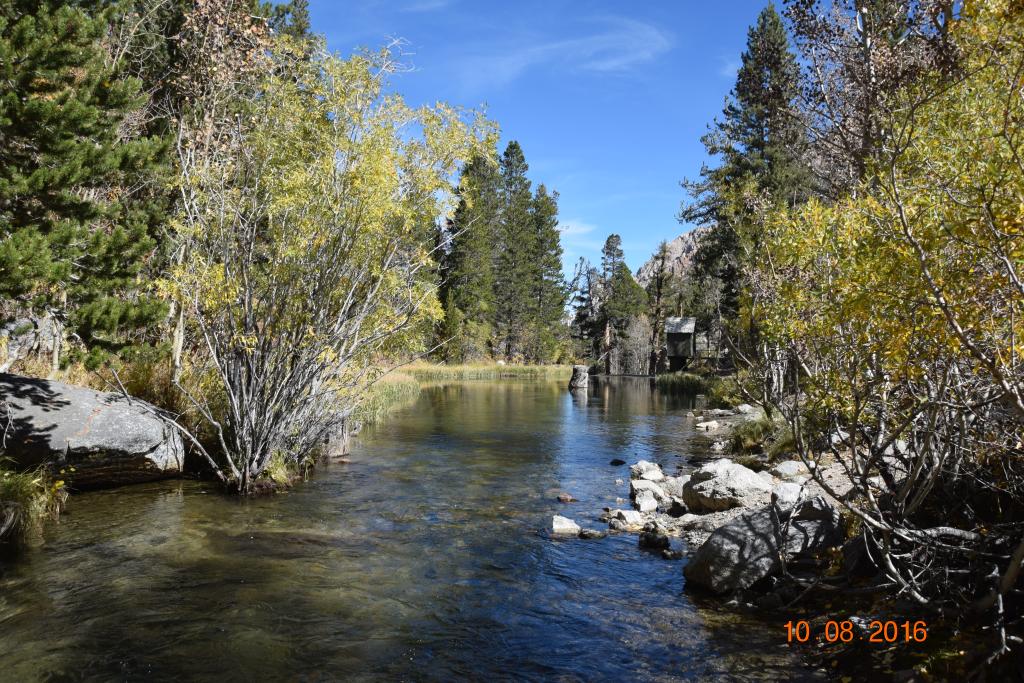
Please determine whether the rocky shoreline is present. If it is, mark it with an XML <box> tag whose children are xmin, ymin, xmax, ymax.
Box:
<box><xmin>551</xmin><ymin>403</ymin><xmax>851</xmax><ymax>601</ymax></box>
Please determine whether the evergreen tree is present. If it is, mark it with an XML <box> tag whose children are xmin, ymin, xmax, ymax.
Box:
<box><xmin>646</xmin><ymin>241</ymin><xmax>671</xmax><ymax>374</ymax></box>
<box><xmin>600</xmin><ymin>233</ymin><xmax>624</xmax><ymax>284</ymax></box>
<box><xmin>681</xmin><ymin>3</ymin><xmax>808</xmax><ymax>318</ymax></box>
<box><xmin>0</xmin><ymin>0</ymin><xmax>167</xmax><ymax>367</ymax></box>
<box><xmin>441</xmin><ymin>155</ymin><xmax>502</xmax><ymax>358</ymax></box>
<box><xmin>600</xmin><ymin>261</ymin><xmax>647</xmax><ymax>374</ymax></box>
<box><xmin>524</xmin><ymin>184</ymin><xmax>566</xmax><ymax>362</ymax></box>
<box><xmin>493</xmin><ymin>141</ymin><xmax>536</xmax><ymax>359</ymax></box>
<box><xmin>265</xmin><ymin>0</ymin><xmax>312</xmax><ymax>41</ymax></box>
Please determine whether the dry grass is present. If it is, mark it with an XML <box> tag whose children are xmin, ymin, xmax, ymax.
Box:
<box><xmin>404</xmin><ymin>362</ymin><xmax>572</xmax><ymax>382</ymax></box>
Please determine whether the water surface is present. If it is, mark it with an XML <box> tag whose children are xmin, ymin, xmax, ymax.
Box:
<box><xmin>0</xmin><ymin>378</ymin><xmax>811</xmax><ymax>681</ymax></box>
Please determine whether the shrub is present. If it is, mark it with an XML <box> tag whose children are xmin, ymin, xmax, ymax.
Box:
<box><xmin>0</xmin><ymin>464</ymin><xmax>66</xmax><ymax>550</ymax></box>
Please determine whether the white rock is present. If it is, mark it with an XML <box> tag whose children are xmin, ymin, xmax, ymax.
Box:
<box><xmin>710</xmin><ymin>440</ymin><xmax>729</xmax><ymax>453</ymax></box>
<box><xmin>696</xmin><ymin>420</ymin><xmax>721</xmax><ymax>432</ymax></box>
<box><xmin>771</xmin><ymin>460</ymin><xmax>810</xmax><ymax>479</ymax></box>
<box><xmin>682</xmin><ymin>459</ymin><xmax>772</xmax><ymax>512</ymax></box>
<box><xmin>630</xmin><ymin>478</ymin><xmax>668</xmax><ymax>501</ymax></box>
<box><xmin>613</xmin><ymin>509</ymin><xmax>644</xmax><ymax>526</ymax></box>
<box><xmin>630</xmin><ymin>460</ymin><xmax>664</xmax><ymax>481</ymax></box>
<box><xmin>634</xmin><ymin>490</ymin><xmax>659</xmax><ymax>513</ymax></box>
<box><xmin>660</xmin><ymin>475</ymin><xmax>690</xmax><ymax>499</ymax></box>
<box><xmin>830</xmin><ymin>429</ymin><xmax>850</xmax><ymax>446</ymax></box>
<box><xmin>772</xmin><ymin>482</ymin><xmax>803</xmax><ymax>508</ymax></box>
<box><xmin>757</xmin><ymin>470</ymin><xmax>774</xmax><ymax>483</ymax></box>
<box><xmin>552</xmin><ymin>515</ymin><xmax>581</xmax><ymax>535</ymax></box>
<box><xmin>735</xmin><ymin>404</ymin><xmax>756</xmax><ymax>414</ymax></box>
<box><xmin>709</xmin><ymin>408</ymin><xmax>734</xmax><ymax>417</ymax></box>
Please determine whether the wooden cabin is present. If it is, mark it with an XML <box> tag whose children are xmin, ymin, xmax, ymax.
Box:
<box><xmin>665</xmin><ymin>316</ymin><xmax>696</xmax><ymax>371</ymax></box>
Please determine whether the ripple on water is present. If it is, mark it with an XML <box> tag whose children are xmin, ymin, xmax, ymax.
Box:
<box><xmin>0</xmin><ymin>378</ymin><xmax>815</xmax><ymax>681</ymax></box>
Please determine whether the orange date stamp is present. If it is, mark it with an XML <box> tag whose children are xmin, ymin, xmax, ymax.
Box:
<box><xmin>785</xmin><ymin>620</ymin><xmax>928</xmax><ymax>644</ymax></box>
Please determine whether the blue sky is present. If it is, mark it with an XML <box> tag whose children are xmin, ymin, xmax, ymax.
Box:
<box><xmin>307</xmin><ymin>0</ymin><xmax>770</xmax><ymax>273</ymax></box>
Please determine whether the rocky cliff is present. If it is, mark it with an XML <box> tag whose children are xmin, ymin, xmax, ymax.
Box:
<box><xmin>634</xmin><ymin>227</ymin><xmax>708</xmax><ymax>288</ymax></box>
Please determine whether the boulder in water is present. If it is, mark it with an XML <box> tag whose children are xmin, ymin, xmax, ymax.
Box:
<box><xmin>0</xmin><ymin>373</ymin><xmax>183</xmax><ymax>488</ymax></box>
<box><xmin>568</xmin><ymin>365</ymin><xmax>589</xmax><ymax>390</ymax></box>
<box><xmin>551</xmin><ymin>515</ymin><xmax>581</xmax><ymax>535</ymax></box>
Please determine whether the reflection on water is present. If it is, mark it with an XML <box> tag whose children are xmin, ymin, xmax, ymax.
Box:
<box><xmin>0</xmin><ymin>378</ymin><xmax>813</xmax><ymax>681</ymax></box>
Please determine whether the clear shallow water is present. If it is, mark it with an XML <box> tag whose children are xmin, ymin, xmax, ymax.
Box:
<box><xmin>0</xmin><ymin>378</ymin><xmax>811</xmax><ymax>681</ymax></box>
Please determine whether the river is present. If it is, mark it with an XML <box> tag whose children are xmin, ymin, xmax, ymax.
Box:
<box><xmin>0</xmin><ymin>378</ymin><xmax>813</xmax><ymax>681</ymax></box>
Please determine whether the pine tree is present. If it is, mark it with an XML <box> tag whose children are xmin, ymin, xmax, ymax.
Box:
<box><xmin>442</xmin><ymin>154</ymin><xmax>501</xmax><ymax>359</ymax></box>
<box><xmin>600</xmin><ymin>262</ymin><xmax>647</xmax><ymax>374</ymax></box>
<box><xmin>493</xmin><ymin>141</ymin><xmax>536</xmax><ymax>360</ymax></box>
<box><xmin>0</xmin><ymin>0</ymin><xmax>167</xmax><ymax>368</ymax></box>
<box><xmin>681</xmin><ymin>3</ymin><xmax>808</xmax><ymax>318</ymax></box>
<box><xmin>524</xmin><ymin>184</ymin><xmax>566</xmax><ymax>362</ymax></box>
<box><xmin>646</xmin><ymin>241</ymin><xmax>671</xmax><ymax>374</ymax></box>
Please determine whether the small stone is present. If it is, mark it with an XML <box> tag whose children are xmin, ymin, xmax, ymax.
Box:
<box><xmin>615</xmin><ymin>478</ymin><xmax>624</xmax><ymax>486</ymax></box>
<box><xmin>557</xmin><ymin>492</ymin><xmax>577</xmax><ymax>503</ymax></box>
<box><xmin>771</xmin><ymin>461</ymin><xmax>810</xmax><ymax>479</ymax></box>
<box><xmin>609</xmin><ymin>458</ymin><xmax>626</xmax><ymax>466</ymax></box>
<box><xmin>615</xmin><ymin>497</ymin><xmax>626</xmax><ymax>504</ymax></box>
<box><xmin>710</xmin><ymin>440</ymin><xmax>728</xmax><ymax>453</ymax></box>
<box><xmin>609</xmin><ymin>518</ymin><xmax>629</xmax><ymax>531</ymax></box>
<box><xmin>578</xmin><ymin>528</ymin><xmax>607</xmax><ymax>539</ymax></box>
<box><xmin>661</xmin><ymin>549</ymin><xmax>684</xmax><ymax>560</ymax></box>
<box><xmin>634</xmin><ymin>490</ymin><xmax>658</xmax><ymax>513</ymax></box>
<box><xmin>551</xmin><ymin>515</ymin><xmax>581</xmax><ymax>535</ymax></box>
<box><xmin>630</xmin><ymin>460</ymin><xmax>664</xmax><ymax>481</ymax></box>
<box><xmin>614</xmin><ymin>509</ymin><xmax>644</xmax><ymax>525</ymax></box>
<box><xmin>696</xmin><ymin>420</ymin><xmax>720</xmax><ymax>431</ymax></box>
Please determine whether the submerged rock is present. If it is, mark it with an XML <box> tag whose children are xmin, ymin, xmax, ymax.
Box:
<box><xmin>639</xmin><ymin>521</ymin><xmax>670</xmax><ymax>550</ymax></box>
<box><xmin>551</xmin><ymin>515</ymin><xmax>581</xmax><ymax>535</ymax></box>
<box><xmin>683</xmin><ymin>497</ymin><xmax>844</xmax><ymax>594</ymax></box>
<box><xmin>578</xmin><ymin>528</ymin><xmax>607</xmax><ymax>540</ymax></box>
<box><xmin>557</xmin><ymin>492</ymin><xmax>577</xmax><ymax>503</ymax></box>
<box><xmin>609</xmin><ymin>458</ymin><xmax>626</xmax><ymax>466</ymax></box>
<box><xmin>682</xmin><ymin>459</ymin><xmax>772</xmax><ymax>512</ymax></box>
<box><xmin>0</xmin><ymin>373</ymin><xmax>183</xmax><ymax>488</ymax></box>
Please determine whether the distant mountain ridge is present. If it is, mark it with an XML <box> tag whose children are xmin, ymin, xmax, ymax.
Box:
<box><xmin>635</xmin><ymin>227</ymin><xmax>708</xmax><ymax>287</ymax></box>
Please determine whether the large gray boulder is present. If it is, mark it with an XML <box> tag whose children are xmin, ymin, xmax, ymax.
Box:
<box><xmin>683</xmin><ymin>497</ymin><xmax>844</xmax><ymax>594</ymax></box>
<box><xmin>0</xmin><ymin>374</ymin><xmax>183</xmax><ymax>488</ymax></box>
<box><xmin>682</xmin><ymin>459</ymin><xmax>772</xmax><ymax>512</ymax></box>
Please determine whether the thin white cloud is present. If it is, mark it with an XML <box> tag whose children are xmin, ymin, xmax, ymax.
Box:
<box><xmin>459</xmin><ymin>18</ymin><xmax>672</xmax><ymax>89</ymax></box>
<box><xmin>400</xmin><ymin>0</ymin><xmax>453</xmax><ymax>12</ymax></box>
<box><xmin>717</xmin><ymin>55</ymin><xmax>740</xmax><ymax>79</ymax></box>
<box><xmin>559</xmin><ymin>219</ymin><xmax>596</xmax><ymax>237</ymax></box>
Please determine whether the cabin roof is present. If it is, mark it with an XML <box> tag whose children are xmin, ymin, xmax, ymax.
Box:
<box><xmin>665</xmin><ymin>316</ymin><xmax>696</xmax><ymax>334</ymax></box>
